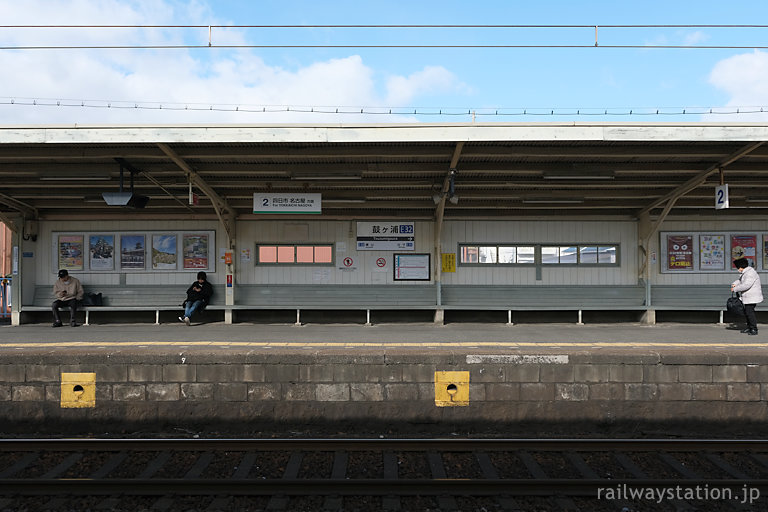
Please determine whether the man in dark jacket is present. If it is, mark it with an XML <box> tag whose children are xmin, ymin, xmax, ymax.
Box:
<box><xmin>179</xmin><ymin>271</ymin><xmax>213</xmax><ymax>326</ymax></box>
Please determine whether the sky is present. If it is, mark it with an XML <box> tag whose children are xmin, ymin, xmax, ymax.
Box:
<box><xmin>2</xmin><ymin>0</ymin><xmax>768</xmax><ymax>124</ymax></box>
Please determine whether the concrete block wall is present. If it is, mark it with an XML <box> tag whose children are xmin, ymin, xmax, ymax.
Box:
<box><xmin>2</xmin><ymin>350</ymin><xmax>768</xmax><ymax>428</ymax></box>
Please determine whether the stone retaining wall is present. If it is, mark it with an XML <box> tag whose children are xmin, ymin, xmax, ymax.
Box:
<box><xmin>2</xmin><ymin>350</ymin><xmax>768</xmax><ymax>428</ymax></box>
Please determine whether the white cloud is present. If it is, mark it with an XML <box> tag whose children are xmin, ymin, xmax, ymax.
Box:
<box><xmin>386</xmin><ymin>66</ymin><xmax>469</xmax><ymax>106</ymax></box>
<box><xmin>0</xmin><ymin>1</ymin><xmax>469</xmax><ymax>124</ymax></box>
<box><xmin>706</xmin><ymin>50</ymin><xmax>768</xmax><ymax>121</ymax></box>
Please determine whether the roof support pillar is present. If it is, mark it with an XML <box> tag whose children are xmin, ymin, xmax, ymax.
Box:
<box><xmin>434</xmin><ymin>142</ymin><xmax>464</xmax><ymax>309</ymax></box>
<box><xmin>157</xmin><ymin>143</ymin><xmax>238</xmax><ymax>249</ymax></box>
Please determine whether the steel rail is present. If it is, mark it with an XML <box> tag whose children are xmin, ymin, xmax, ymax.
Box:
<box><xmin>2</xmin><ymin>438</ymin><xmax>768</xmax><ymax>451</ymax></box>
<box><xmin>4</xmin><ymin>478</ymin><xmax>768</xmax><ymax>496</ymax></box>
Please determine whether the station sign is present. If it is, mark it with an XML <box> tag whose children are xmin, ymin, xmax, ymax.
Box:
<box><xmin>253</xmin><ymin>193</ymin><xmax>321</xmax><ymax>214</ymax></box>
<box><xmin>356</xmin><ymin>221</ymin><xmax>415</xmax><ymax>251</ymax></box>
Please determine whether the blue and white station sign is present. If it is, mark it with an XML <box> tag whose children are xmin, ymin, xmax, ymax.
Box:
<box><xmin>356</xmin><ymin>221</ymin><xmax>415</xmax><ymax>251</ymax></box>
<box><xmin>253</xmin><ymin>193</ymin><xmax>322</xmax><ymax>214</ymax></box>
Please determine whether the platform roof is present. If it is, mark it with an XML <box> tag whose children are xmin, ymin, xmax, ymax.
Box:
<box><xmin>1</xmin><ymin>122</ymin><xmax>768</xmax><ymax>222</ymax></box>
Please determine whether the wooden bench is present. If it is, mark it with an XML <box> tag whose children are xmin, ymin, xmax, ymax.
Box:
<box><xmin>24</xmin><ymin>285</ymin><xmax>225</xmax><ymax>325</ymax></box>
<box><xmin>649</xmin><ymin>284</ymin><xmax>768</xmax><ymax>323</ymax></box>
<box><xmin>440</xmin><ymin>285</ymin><xmax>647</xmax><ymax>324</ymax></box>
<box><xmin>232</xmin><ymin>284</ymin><xmax>438</xmax><ymax>325</ymax></box>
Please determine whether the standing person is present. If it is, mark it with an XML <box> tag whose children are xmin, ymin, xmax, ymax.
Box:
<box><xmin>731</xmin><ymin>258</ymin><xmax>763</xmax><ymax>335</ymax></box>
<box><xmin>52</xmin><ymin>269</ymin><xmax>84</xmax><ymax>328</ymax></box>
<box><xmin>179</xmin><ymin>271</ymin><xmax>213</xmax><ymax>326</ymax></box>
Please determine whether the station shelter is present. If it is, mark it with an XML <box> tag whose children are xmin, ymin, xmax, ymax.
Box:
<box><xmin>1</xmin><ymin>123</ymin><xmax>767</xmax><ymax>325</ymax></box>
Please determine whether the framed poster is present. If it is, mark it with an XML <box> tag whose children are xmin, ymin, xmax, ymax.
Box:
<box><xmin>763</xmin><ymin>235</ymin><xmax>768</xmax><ymax>269</ymax></box>
<box><xmin>58</xmin><ymin>235</ymin><xmax>84</xmax><ymax>271</ymax></box>
<box><xmin>666</xmin><ymin>234</ymin><xmax>693</xmax><ymax>271</ymax></box>
<box><xmin>731</xmin><ymin>235</ymin><xmax>757</xmax><ymax>268</ymax></box>
<box><xmin>120</xmin><ymin>234</ymin><xmax>146</xmax><ymax>270</ymax></box>
<box><xmin>699</xmin><ymin>235</ymin><xmax>725</xmax><ymax>270</ymax></box>
<box><xmin>152</xmin><ymin>234</ymin><xmax>177</xmax><ymax>270</ymax></box>
<box><xmin>393</xmin><ymin>253</ymin><xmax>431</xmax><ymax>281</ymax></box>
<box><xmin>183</xmin><ymin>234</ymin><xmax>209</xmax><ymax>270</ymax></box>
<box><xmin>89</xmin><ymin>234</ymin><xmax>114</xmax><ymax>270</ymax></box>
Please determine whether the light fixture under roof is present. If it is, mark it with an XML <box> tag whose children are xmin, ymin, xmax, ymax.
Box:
<box><xmin>522</xmin><ymin>198</ymin><xmax>585</xmax><ymax>204</ymax></box>
<box><xmin>291</xmin><ymin>171</ymin><xmax>362</xmax><ymax>180</ymax></box>
<box><xmin>543</xmin><ymin>171</ymin><xmax>614</xmax><ymax>180</ymax></box>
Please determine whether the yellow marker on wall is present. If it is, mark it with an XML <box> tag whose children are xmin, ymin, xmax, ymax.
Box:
<box><xmin>441</xmin><ymin>253</ymin><xmax>456</xmax><ymax>273</ymax></box>
<box><xmin>61</xmin><ymin>372</ymin><xmax>96</xmax><ymax>408</ymax></box>
<box><xmin>434</xmin><ymin>370</ymin><xmax>469</xmax><ymax>407</ymax></box>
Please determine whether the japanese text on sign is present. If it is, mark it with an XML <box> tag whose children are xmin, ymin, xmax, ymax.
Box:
<box><xmin>356</xmin><ymin>221</ymin><xmax>415</xmax><ymax>251</ymax></box>
<box><xmin>253</xmin><ymin>193</ymin><xmax>322</xmax><ymax>214</ymax></box>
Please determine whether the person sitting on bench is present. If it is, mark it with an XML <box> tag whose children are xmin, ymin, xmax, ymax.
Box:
<box><xmin>179</xmin><ymin>271</ymin><xmax>213</xmax><ymax>326</ymax></box>
<box><xmin>52</xmin><ymin>269</ymin><xmax>84</xmax><ymax>327</ymax></box>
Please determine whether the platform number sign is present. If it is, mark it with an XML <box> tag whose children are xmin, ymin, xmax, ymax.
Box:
<box><xmin>715</xmin><ymin>184</ymin><xmax>729</xmax><ymax>210</ymax></box>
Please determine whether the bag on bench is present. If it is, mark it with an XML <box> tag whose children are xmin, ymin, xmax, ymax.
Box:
<box><xmin>81</xmin><ymin>292</ymin><xmax>103</xmax><ymax>306</ymax></box>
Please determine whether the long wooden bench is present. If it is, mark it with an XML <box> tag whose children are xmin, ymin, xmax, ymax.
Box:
<box><xmin>649</xmin><ymin>284</ymin><xmax>768</xmax><ymax>323</ymax></box>
<box><xmin>441</xmin><ymin>284</ymin><xmax>647</xmax><ymax>324</ymax></box>
<box><xmin>232</xmin><ymin>284</ymin><xmax>438</xmax><ymax>325</ymax></box>
<box><xmin>24</xmin><ymin>285</ymin><xmax>225</xmax><ymax>325</ymax></box>
<box><xmin>23</xmin><ymin>282</ymin><xmax>753</xmax><ymax>325</ymax></box>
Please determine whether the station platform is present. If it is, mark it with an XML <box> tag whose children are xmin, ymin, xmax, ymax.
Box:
<box><xmin>1</xmin><ymin>321</ymin><xmax>767</xmax><ymax>435</ymax></box>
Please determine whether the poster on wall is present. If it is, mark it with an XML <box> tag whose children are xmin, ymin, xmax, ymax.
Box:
<box><xmin>666</xmin><ymin>234</ymin><xmax>693</xmax><ymax>270</ymax></box>
<box><xmin>120</xmin><ymin>234</ymin><xmax>146</xmax><ymax>270</ymax></box>
<box><xmin>152</xmin><ymin>234</ymin><xmax>177</xmax><ymax>270</ymax></box>
<box><xmin>58</xmin><ymin>235</ymin><xmax>84</xmax><ymax>271</ymax></box>
<box><xmin>89</xmin><ymin>234</ymin><xmax>114</xmax><ymax>270</ymax></box>
<box><xmin>699</xmin><ymin>235</ymin><xmax>725</xmax><ymax>270</ymax></box>
<box><xmin>731</xmin><ymin>235</ymin><xmax>757</xmax><ymax>268</ymax></box>
<box><xmin>764</xmin><ymin>235</ymin><xmax>768</xmax><ymax>269</ymax></box>
<box><xmin>183</xmin><ymin>234</ymin><xmax>209</xmax><ymax>269</ymax></box>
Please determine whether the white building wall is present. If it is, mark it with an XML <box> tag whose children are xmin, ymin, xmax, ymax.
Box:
<box><xmin>237</xmin><ymin>220</ymin><xmax>434</xmax><ymax>285</ymax></box>
<box><xmin>32</xmin><ymin>219</ymin><xmax>223</xmax><ymax>293</ymax></box>
<box><xmin>441</xmin><ymin>220</ymin><xmax>639</xmax><ymax>286</ymax></box>
<box><xmin>651</xmin><ymin>218</ymin><xmax>768</xmax><ymax>285</ymax></box>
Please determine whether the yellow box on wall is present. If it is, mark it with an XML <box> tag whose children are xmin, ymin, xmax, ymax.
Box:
<box><xmin>61</xmin><ymin>372</ymin><xmax>96</xmax><ymax>408</ymax></box>
<box><xmin>434</xmin><ymin>370</ymin><xmax>469</xmax><ymax>407</ymax></box>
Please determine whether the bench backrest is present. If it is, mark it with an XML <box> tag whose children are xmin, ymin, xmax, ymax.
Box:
<box><xmin>441</xmin><ymin>285</ymin><xmax>646</xmax><ymax>307</ymax></box>
<box><xmin>32</xmin><ymin>284</ymin><xmax>224</xmax><ymax>307</ymax></box>
<box><xmin>650</xmin><ymin>285</ymin><xmax>768</xmax><ymax>308</ymax></box>
<box><xmin>235</xmin><ymin>284</ymin><xmax>437</xmax><ymax>306</ymax></box>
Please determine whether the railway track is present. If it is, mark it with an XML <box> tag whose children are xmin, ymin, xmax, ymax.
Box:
<box><xmin>1</xmin><ymin>438</ymin><xmax>768</xmax><ymax>511</ymax></box>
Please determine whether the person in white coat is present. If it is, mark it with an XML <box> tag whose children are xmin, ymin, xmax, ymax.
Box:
<box><xmin>731</xmin><ymin>258</ymin><xmax>763</xmax><ymax>335</ymax></box>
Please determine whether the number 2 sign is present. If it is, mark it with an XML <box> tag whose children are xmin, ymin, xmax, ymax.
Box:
<box><xmin>715</xmin><ymin>184</ymin><xmax>729</xmax><ymax>210</ymax></box>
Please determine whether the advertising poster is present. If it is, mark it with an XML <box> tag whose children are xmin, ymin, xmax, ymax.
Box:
<box><xmin>152</xmin><ymin>234</ymin><xmax>177</xmax><ymax>270</ymax></box>
<box><xmin>731</xmin><ymin>235</ymin><xmax>757</xmax><ymax>268</ymax></box>
<box><xmin>120</xmin><ymin>234</ymin><xmax>145</xmax><ymax>270</ymax></box>
<box><xmin>764</xmin><ymin>235</ymin><xmax>768</xmax><ymax>269</ymax></box>
<box><xmin>183</xmin><ymin>234</ymin><xmax>209</xmax><ymax>269</ymax></box>
<box><xmin>58</xmin><ymin>235</ymin><xmax>84</xmax><ymax>271</ymax></box>
<box><xmin>666</xmin><ymin>235</ymin><xmax>693</xmax><ymax>270</ymax></box>
<box><xmin>89</xmin><ymin>234</ymin><xmax>114</xmax><ymax>271</ymax></box>
<box><xmin>699</xmin><ymin>235</ymin><xmax>725</xmax><ymax>270</ymax></box>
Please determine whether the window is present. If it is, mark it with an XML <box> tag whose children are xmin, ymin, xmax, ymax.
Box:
<box><xmin>459</xmin><ymin>244</ymin><xmax>535</xmax><ymax>265</ymax></box>
<box><xmin>542</xmin><ymin>246</ymin><xmax>579</xmax><ymax>264</ymax></box>
<box><xmin>257</xmin><ymin>244</ymin><xmax>334</xmax><ymax>264</ymax></box>
<box><xmin>459</xmin><ymin>243</ymin><xmax>618</xmax><ymax>266</ymax></box>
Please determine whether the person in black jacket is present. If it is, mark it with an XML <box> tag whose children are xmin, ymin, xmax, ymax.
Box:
<box><xmin>179</xmin><ymin>271</ymin><xmax>213</xmax><ymax>326</ymax></box>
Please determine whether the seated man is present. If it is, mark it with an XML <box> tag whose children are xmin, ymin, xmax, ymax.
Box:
<box><xmin>179</xmin><ymin>271</ymin><xmax>213</xmax><ymax>326</ymax></box>
<box><xmin>52</xmin><ymin>269</ymin><xmax>84</xmax><ymax>327</ymax></box>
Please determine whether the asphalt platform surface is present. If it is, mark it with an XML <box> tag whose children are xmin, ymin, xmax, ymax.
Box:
<box><xmin>0</xmin><ymin>320</ymin><xmax>765</xmax><ymax>353</ymax></box>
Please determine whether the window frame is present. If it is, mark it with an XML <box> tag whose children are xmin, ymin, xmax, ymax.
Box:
<box><xmin>256</xmin><ymin>243</ymin><xmax>335</xmax><ymax>265</ymax></box>
<box><xmin>458</xmin><ymin>243</ymin><xmax>619</xmax><ymax>267</ymax></box>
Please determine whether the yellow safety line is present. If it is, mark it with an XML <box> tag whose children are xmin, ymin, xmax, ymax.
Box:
<box><xmin>0</xmin><ymin>341</ymin><xmax>765</xmax><ymax>349</ymax></box>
